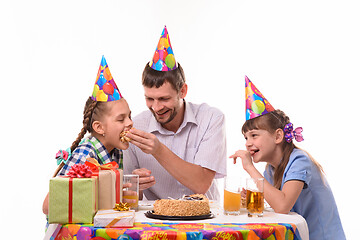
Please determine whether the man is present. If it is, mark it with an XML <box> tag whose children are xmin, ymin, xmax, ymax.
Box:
<box><xmin>124</xmin><ymin>26</ymin><xmax>226</xmax><ymax>200</ymax></box>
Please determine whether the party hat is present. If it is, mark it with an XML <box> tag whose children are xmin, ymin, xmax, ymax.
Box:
<box><xmin>149</xmin><ymin>26</ymin><xmax>177</xmax><ymax>71</ymax></box>
<box><xmin>91</xmin><ymin>56</ymin><xmax>123</xmax><ymax>102</ymax></box>
<box><xmin>245</xmin><ymin>75</ymin><xmax>275</xmax><ymax>120</ymax></box>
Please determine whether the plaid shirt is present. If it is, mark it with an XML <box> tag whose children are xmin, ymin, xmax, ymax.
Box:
<box><xmin>57</xmin><ymin>136</ymin><xmax>123</xmax><ymax>176</ymax></box>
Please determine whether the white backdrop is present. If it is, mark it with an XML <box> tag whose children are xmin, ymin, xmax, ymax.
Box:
<box><xmin>1</xmin><ymin>0</ymin><xmax>359</xmax><ymax>238</ymax></box>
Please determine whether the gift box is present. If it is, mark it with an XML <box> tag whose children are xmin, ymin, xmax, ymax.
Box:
<box><xmin>98</xmin><ymin>169</ymin><xmax>123</xmax><ymax>209</ymax></box>
<box><xmin>48</xmin><ymin>176</ymin><xmax>98</xmax><ymax>224</ymax></box>
<box><xmin>85</xmin><ymin>159</ymin><xmax>123</xmax><ymax>210</ymax></box>
<box><xmin>94</xmin><ymin>209</ymin><xmax>135</xmax><ymax>227</ymax></box>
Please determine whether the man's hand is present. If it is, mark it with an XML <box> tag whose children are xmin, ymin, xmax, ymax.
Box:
<box><xmin>126</xmin><ymin>128</ymin><xmax>161</xmax><ymax>155</ymax></box>
<box><xmin>132</xmin><ymin>168</ymin><xmax>156</xmax><ymax>191</ymax></box>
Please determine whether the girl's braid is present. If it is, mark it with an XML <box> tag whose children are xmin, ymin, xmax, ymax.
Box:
<box><xmin>53</xmin><ymin>98</ymin><xmax>98</xmax><ymax>177</ymax></box>
<box><xmin>70</xmin><ymin>98</ymin><xmax>98</xmax><ymax>152</ymax></box>
<box><xmin>270</xmin><ymin>109</ymin><xmax>291</xmax><ymax>129</ymax></box>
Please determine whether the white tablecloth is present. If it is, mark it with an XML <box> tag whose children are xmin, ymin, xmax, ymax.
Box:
<box><xmin>136</xmin><ymin>201</ymin><xmax>309</xmax><ymax>240</ymax></box>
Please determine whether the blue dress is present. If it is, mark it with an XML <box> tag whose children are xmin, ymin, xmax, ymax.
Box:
<box><xmin>264</xmin><ymin>148</ymin><xmax>346</xmax><ymax>239</ymax></box>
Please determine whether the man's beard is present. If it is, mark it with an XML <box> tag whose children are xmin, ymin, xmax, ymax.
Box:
<box><xmin>151</xmin><ymin>108</ymin><xmax>178</xmax><ymax>125</ymax></box>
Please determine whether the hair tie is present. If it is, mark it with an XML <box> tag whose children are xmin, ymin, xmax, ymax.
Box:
<box><xmin>55</xmin><ymin>148</ymin><xmax>71</xmax><ymax>165</ymax></box>
<box><xmin>284</xmin><ymin>123</ymin><xmax>304</xmax><ymax>143</ymax></box>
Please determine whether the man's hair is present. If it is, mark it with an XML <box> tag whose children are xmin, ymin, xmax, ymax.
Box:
<box><xmin>142</xmin><ymin>62</ymin><xmax>186</xmax><ymax>92</ymax></box>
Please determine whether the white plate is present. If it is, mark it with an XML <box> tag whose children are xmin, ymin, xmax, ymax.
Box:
<box><xmin>138</xmin><ymin>201</ymin><xmax>154</xmax><ymax>210</ymax></box>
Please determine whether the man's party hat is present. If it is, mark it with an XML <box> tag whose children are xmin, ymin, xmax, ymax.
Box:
<box><xmin>245</xmin><ymin>75</ymin><xmax>275</xmax><ymax>120</ymax></box>
<box><xmin>149</xmin><ymin>26</ymin><xmax>177</xmax><ymax>71</ymax></box>
<box><xmin>91</xmin><ymin>56</ymin><xmax>123</xmax><ymax>102</ymax></box>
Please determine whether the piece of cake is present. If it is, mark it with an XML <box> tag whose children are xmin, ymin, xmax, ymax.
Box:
<box><xmin>120</xmin><ymin>130</ymin><xmax>131</xmax><ymax>143</ymax></box>
<box><xmin>153</xmin><ymin>194</ymin><xmax>210</xmax><ymax>216</ymax></box>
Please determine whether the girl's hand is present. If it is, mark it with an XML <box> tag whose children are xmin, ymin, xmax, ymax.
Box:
<box><xmin>229</xmin><ymin>150</ymin><xmax>254</xmax><ymax>171</ymax></box>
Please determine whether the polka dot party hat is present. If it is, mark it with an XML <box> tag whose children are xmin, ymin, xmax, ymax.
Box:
<box><xmin>91</xmin><ymin>55</ymin><xmax>123</xmax><ymax>102</ymax></box>
<box><xmin>149</xmin><ymin>25</ymin><xmax>177</xmax><ymax>71</ymax></box>
<box><xmin>245</xmin><ymin>75</ymin><xmax>275</xmax><ymax>120</ymax></box>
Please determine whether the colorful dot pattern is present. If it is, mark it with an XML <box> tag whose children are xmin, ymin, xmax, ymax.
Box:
<box><xmin>54</xmin><ymin>222</ymin><xmax>300</xmax><ymax>240</ymax></box>
<box><xmin>91</xmin><ymin>55</ymin><xmax>122</xmax><ymax>102</ymax></box>
<box><xmin>245</xmin><ymin>76</ymin><xmax>275</xmax><ymax>120</ymax></box>
<box><xmin>149</xmin><ymin>26</ymin><xmax>178</xmax><ymax>71</ymax></box>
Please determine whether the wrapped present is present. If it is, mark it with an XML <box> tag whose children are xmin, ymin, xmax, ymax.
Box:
<box><xmin>97</xmin><ymin>170</ymin><xmax>123</xmax><ymax>209</ymax></box>
<box><xmin>48</xmin><ymin>165</ymin><xmax>98</xmax><ymax>224</ymax></box>
<box><xmin>86</xmin><ymin>158</ymin><xmax>123</xmax><ymax>209</ymax></box>
<box><xmin>94</xmin><ymin>209</ymin><xmax>135</xmax><ymax>228</ymax></box>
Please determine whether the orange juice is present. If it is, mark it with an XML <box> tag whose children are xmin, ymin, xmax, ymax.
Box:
<box><xmin>123</xmin><ymin>195</ymin><xmax>139</xmax><ymax>209</ymax></box>
<box><xmin>224</xmin><ymin>189</ymin><xmax>241</xmax><ymax>214</ymax></box>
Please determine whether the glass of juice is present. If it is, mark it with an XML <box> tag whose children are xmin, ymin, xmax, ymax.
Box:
<box><xmin>246</xmin><ymin>178</ymin><xmax>264</xmax><ymax>217</ymax></box>
<box><xmin>223</xmin><ymin>176</ymin><xmax>242</xmax><ymax>215</ymax></box>
<box><xmin>123</xmin><ymin>174</ymin><xmax>139</xmax><ymax>210</ymax></box>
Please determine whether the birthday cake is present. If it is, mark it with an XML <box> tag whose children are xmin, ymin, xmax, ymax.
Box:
<box><xmin>153</xmin><ymin>194</ymin><xmax>210</xmax><ymax>216</ymax></box>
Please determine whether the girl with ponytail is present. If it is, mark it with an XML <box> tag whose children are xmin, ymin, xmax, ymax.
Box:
<box><xmin>43</xmin><ymin>56</ymin><xmax>133</xmax><ymax>214</ymax></box>
<box><xmin>54</xmin><ymin>56</ymin><xmax>133</xmax><ymax>176</ymax></box>
<box><xmin>230</xmin><ymin>77</ymin><xmax>345</xmax><ymax>239</ymax></box>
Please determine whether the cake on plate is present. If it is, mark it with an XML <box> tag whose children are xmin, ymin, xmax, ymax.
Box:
<box><xmin>153</xmin><ymin>194</ymin><xmax>210</xmax><ymax>216</ymax></box>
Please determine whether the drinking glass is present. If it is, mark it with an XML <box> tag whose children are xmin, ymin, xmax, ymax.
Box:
<box><xmin>123</xmin><ymin>174</ymin><xmax>139</xmax><ymax>210</ymax></box>
<box><xmin>223</xmin><ymin>176</ymin><xmax>242</xmax><ymax>215</ymax></box>
<box><xmin>246</xmin><ymin>178</ymin><xmax>264</xmax><ymax>217</ymax></box>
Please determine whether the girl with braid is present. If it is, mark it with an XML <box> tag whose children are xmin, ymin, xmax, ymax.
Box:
<box><xmin>43</xmin><ymin>56</ymin><xmax>133</xmax><ymax>214</ymax></box>
<box><xmin>229</xmin><ymin>76</ymin><xmax>345</xmax><ymax>239</ymax></box>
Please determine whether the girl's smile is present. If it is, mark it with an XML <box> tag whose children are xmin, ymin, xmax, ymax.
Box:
<box><xmin>244</xmin><ymin>129</ymin><xmax>277</xmax><ymax>163</ymax></box>
<box><xmin>249</xmin><ymin>148</ymin><xmax>260</xmax><ymax>157</ymax></box>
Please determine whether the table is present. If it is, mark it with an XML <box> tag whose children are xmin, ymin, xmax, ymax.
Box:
<box><xmin>46</xmin><ymin>201</ymin><xmax>309</xmax><ymax>240</ymax></box>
